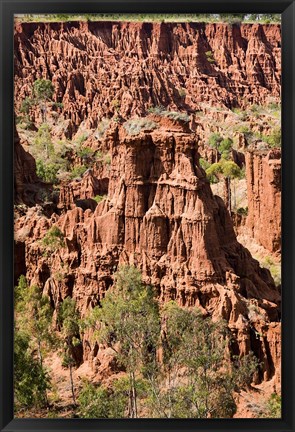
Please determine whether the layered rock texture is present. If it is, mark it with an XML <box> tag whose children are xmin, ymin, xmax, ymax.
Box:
<box><xmin>14</xmin><ymin>20</ymin><xmax>282</xmax><ymax>397</ymax></box>
<box><xmin>246</xmin><ymin>149</ymin><xmax>281</xmax><ymax>255</ymax></box>
<box><xmin>14</xmin><ymin>21</ymin><xmax>281</xmax><ymax>134</ymax></box>
<box><xmin>14</xmin><ymin>118</ymin><xmax>281</xmax><ymax>387</ymax></box>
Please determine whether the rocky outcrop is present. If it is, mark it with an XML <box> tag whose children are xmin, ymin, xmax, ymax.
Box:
<box><xmin>246</xmin><ymin>149</ymin><xmax>281</xmax><ymax>254</ymax></box>
<box><xmin>14</xmin><ymin>119</ymin><xmax>281</xmax><ymax>384</ymax></box>
<box><xmin>14</xmin><ymin>126</ymin><xmax>39</xmax><ymax>205</ymax></box>
<box><xmin>13</xmin><ymin>19</ymin><xmax>281</xmax><ymax>396</ymax></box>
<box><xmin>58</xmin><ymin>165</ymin><xmax>109</xmax><ymax>211</ymax></box>
<box><xmin>14</xmin><ymin>21</ymin><xmax>281</xmax><ymax>135</ymax></box>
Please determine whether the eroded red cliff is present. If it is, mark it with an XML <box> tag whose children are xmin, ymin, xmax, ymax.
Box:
<box><xmin>14</xmin><ymin>119</ymin><xmax>281</xmax><ymax>386</ymax></box>
<box><xmin>246</xmin><ymin>149</ymin><xmax>281</xmax><ymax>255</ymax></box>
<box><xmin>14</xmin><ymin>21</ymin><xmax>281</xmax><ymax>135</ymax></box>
<box><xmin>13</xmin><ymin>20</ymin><xmax>282</xmax><ymax>401</ymax></box>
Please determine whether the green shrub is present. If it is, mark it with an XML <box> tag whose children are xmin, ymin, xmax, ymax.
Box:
<box><xmin>78</xmin><ymin>381</ymin><xmax>110</xmax><ymax>418</ymax></box>
<box><xmin>206</xmin><ymin>162</ymin><xmax>222</xmax><ymax>183</ymax></box>
<box><xmin>268</xmin><ymin>102</ymin><xmax>280</xmax><ymax>111</ymax></box>
<box><xmin>33</xmin><ymin>79</ymin><xmax>54</xmax><ymax>102</ymax></box>
<box><xmin>205</xmin><ymin>50</ymin><xmax>215</xmax><ymax>63</ymax></box>
<box><xmin>34</xmin><ymin>123</ymin><xmax>54</xmax><ymax>157</ymax></box>
<box><xmin>262</xmin><ymin>128</ymin><xmax>281</xmax><ymax>148</ymax></box>
<box><xmin>208</xmin><ymin>133</ymin><xmax>222</xmax><ymax>150</ymax></box>
<box><xmin>237</xmin><ymin>207</ymin><xmax>248</xmax><ymax>216</ymax></box>
<box><xmin>238</xmin><ymin>125</ymin><xmax>253</xmax><ymax>138</ymax></box>
<box><xmin>36</xmin><ymin>160</ymin><xmax>59</xmax><ymax>184</ymax></box>
<box><xmin>93</xmin><ymin>195</ymin><xmax>106</xmax><ymax>203</ymax></box>
<box><xmin>52</xmin><ymin>101</ymin><xmax>64</xmax><ymax>109</ymax></box>
<box><xmin>70</xmin><ymin>165</ymin><xmax>87</xmax><ymax>179</ymax></box>
<box><xmin>250</xmin><ymin>104</ymin><xmax>259</xmax><ymax>113</ymax></box>
<box><xmin>78</xmin><ymin>378</ymin><xmax>130</xmax><ymax>418</ymax></box>
<box><xmin>232</xmin><ymin>352</ymin><xmax>260</xmax><ymax>388</ymax></box>
<box><xmin>20</xmin><ymin>97</ymin><xmax>34</xmax><ymax>114</ymax></box>
<box><xmin>104</xmin><ymin>154</ymin><xmax>111</xmax><ymax>165</ymax></box>
<box><xmin>41</xmin><ymin>226</ymin><xmax>65</xmax><ymax>252</ymax></box>
<box><xmin>261</xmin><ymin>256</ymin><xmax>281</xmax><ymax>287</ymax></box>
<box><xmin>77</xmin><ymin>146</ymin><xmax>94</xmax><ymax>159</ymax></box>
<box><xmin>199</xmin><ymin>158</ymin><xmax>211</xmax><ymax>171</ymax></box>
<box><xmin>265</xmin><ymin>393</ymin><xmax>281</xmax><ymax>418</ymax></box>
<box><xmin>14</xmin><ymin>331</ymin><xmax>50</xmax><ymax>411</ymax></box>
<box><xmin>219</xmin><ymin>137</ymin><xmax>233</xmax><ymax>155</ymax></box>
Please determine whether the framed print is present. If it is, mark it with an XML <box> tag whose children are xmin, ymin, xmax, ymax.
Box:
<box><xmin>1</xmin><ymin>0</ymin><xmax>294</xmax><ymax>431</ymax></box>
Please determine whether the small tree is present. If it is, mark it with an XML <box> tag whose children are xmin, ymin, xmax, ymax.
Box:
<box><xmin>149</xmin><ymin>302</ymin><xmax>258</xmax><ymax>418</ymax></box>
<box><xmin>33</xmin><ymin>79</ymin><xmax>54</xmax><ymax>122</ymax></box>
<box><xmin>34</xmin><ymin>123</ymin><xmax>54</xmax><ymax>159</ymax></box>
<box><xmin>87</xmin><ymin>266</ymin><xmax>161</xmax><ymax>418</ymax></box>
<box><xmin>14</xmin><ymin>276</ymin><xmax>53</xmax><ymax>410</ymax></box>
<box><xmin>206</xmin><ymin>159</ymin><xmax>243</xmax><ymax>212</ymax></box>
<box><xmin>57</xmin><ymin>297</ymin><xmax>81</xmax><ymax>406</ymax></box>
<box><xmin>220</xmin><ymin>159</ymin><xmax>243</xmax><ymax>212</ymax></box>
<box><xmin>36</xmin><ymin>159</ymin><xmax>59</xmax><ymax>184</ymax></box>
<box><xmin>77</xmin><ymin>377</ymin><xmax>131</xmax><ymax>418</ymax></box>
<box><xmin>208</xmin><ymin>133</ymin><xmax>222</xmax><ymax>159</ymax></box>
<box><xmin>219</xmin><ymin>137</ymin><xmax>233</xmax><ymax>159</ymax></box>
<box><xmin>14</xmin><ymin>330</ymin><xmax>50</xmax><ymax>412</ymax></box>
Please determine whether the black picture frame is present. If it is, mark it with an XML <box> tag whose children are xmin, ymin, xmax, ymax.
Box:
<box><xmin>1</xmin><ymin>1</ymin><xmax>294</xmax><ymax>431</ymax></box>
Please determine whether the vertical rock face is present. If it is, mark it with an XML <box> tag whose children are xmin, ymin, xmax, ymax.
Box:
<box><xmin>14</xmin><ymin>119</ymin><xmax>281</xmax><ymax>384</ymax></box>
<box><xmin>246</xmin><ymin>149</ymin><xmax>281</xmax><ymax>254</ymax></box>
<box><xmin>14</xmin><ymin>21</ymin><xmax>280</xmax><ymax>134</ymax></box>
<box><xmin>14</xmin><ymin>126</ymin><xmax>39</xmax><ymax>205</ymax></box>
<box><xmin>58</xmin><ymin>166</ymin><xmax>109</xmax><ymax>211</ymax></box>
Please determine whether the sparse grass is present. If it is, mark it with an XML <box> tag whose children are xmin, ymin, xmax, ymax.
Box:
<box><xmin>148</xmin><ymin>106</ymin><xmax>190</xmax><ymax>123</ymax></box>
<box><xmin>260</xmin><ymin>255</ymin><xmax>281</xmax><ymax>287</ymax></box>
<box><xmin>247</xmin><ymin>302</ymin><xmax>265</xmax><ymax>322</ymax></box>
<box><xmin>95</xmin><ymin>119</ymin><xmax>111</xmax><ymax>139</ymax></box>
<box><xmin>123</xmin><ymin>118</ymin><xmax>158</xmax><ymax>135</ymax></box>
<box><xmin>15</xmin><ymin>13</ymin><xmax>281</xmax><ymax>23</ymax></box>
<box><xmin>147</xmin><ymin>105</ymin><xmax>165</xmax><ymax>115</ymax></box>
<box><xmin>162</xmin><ymin>111</ymin><xmax>190</xmax><ymax>122</ymax></box>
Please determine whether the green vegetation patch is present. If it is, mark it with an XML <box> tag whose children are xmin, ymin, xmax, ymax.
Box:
<box><xmin>16</xmin><ymin>13</ymin><xmax>281</xmax><ymax>23</ymax></box>
<box><xmin>93</xmin><ymin>195</ymin><xmax>107</xmax><ymax>203</ymax></box>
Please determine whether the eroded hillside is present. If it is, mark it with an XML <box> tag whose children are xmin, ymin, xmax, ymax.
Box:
<box><xmin>14</xmin><ymin>20</ymin><xmax>281</xmax><ymax>418</ymax></box>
